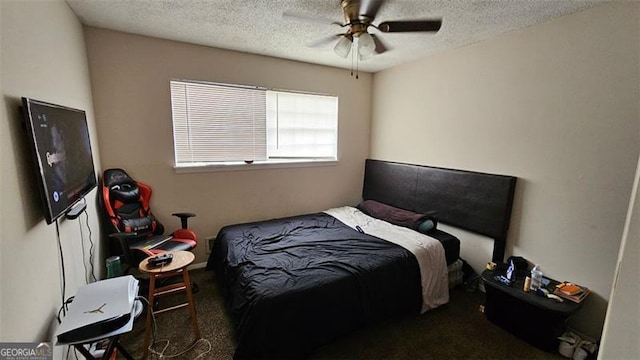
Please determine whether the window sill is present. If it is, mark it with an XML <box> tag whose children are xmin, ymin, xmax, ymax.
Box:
<box><xmin>173</xmin><ymin>159</ymin><xmax>338</xmax><ymax>173</ymax></box>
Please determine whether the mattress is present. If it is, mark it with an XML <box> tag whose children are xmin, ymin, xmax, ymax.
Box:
<box><xmin>429</xmin><ymin>229</ymin><xmax>461</xmax><ymax>266</ymax></box>
<box><xmin>207</xmin><ymin>209</ymin><xmax>457</xmax><ymax>359</ymax></box>
<box><xmin>324</xmin><ymin>206</ymin><xmax>449</xmax><ymax>313</ymax></box>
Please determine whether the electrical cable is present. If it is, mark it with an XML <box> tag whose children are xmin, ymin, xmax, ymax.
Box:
<box><xmin>136</xmin><ymin>296</ymin><xmax>212</xmax><ymax>359</ymax></box>
<box><xmin>56</xmin><ymin>219</ymin><xmax>67</xmax><ymax>317</ymax></box>
<box><xmin>56</xmin><ymin>296</ymin><xmax>75</xmax><ymax>324</ymax></box>
<box><xmin>149</xmin><ymin>339</ymin><xmax>211</xmax><ymax>360</ymax></box>
<box><xmin>82</xmin><ymin>198</ymin><xmax>97</xmax><ymax>282</ymax></box>
<box><xmin>78</xmin><ymin>220</ymin><xmax>89</xmax><ymax>284</ymax></box>
<box><xmin>57</xmin><ymin>296</ymin><xmax>75</xmax><ymax>360</ymax></box>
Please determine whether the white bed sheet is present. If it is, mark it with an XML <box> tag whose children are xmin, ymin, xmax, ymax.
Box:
<box><xmin>324</xmin><ymin>206</ymin><xmax>449</xmax><ymax>313</ymax></box>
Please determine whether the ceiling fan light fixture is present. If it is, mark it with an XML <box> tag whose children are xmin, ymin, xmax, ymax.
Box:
<box><xmin>334</xmin><ymin>36</ymin><xmax>352</xmax><ymax>58</ymax></box>
<box><xmin>357</xmin><ymin>32</ymin><xmax>375</xmax><ymax>57</ymax></box>
<box><xmin>359</xmin><ymin>52</ymin><xmax>373</xmax><ymax>62</ymax></box>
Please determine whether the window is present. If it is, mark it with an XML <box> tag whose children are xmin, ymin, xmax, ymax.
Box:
<box><xmin>170</xmin><ymin>80</ymin><xmax>338</xmax><ymax>169</ymax></box>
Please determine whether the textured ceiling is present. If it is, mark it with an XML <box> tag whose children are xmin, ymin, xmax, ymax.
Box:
<box><xmin>66</xmin><ymin>0</ymin><xmax>607</xmax><ymax>73</ymax></box>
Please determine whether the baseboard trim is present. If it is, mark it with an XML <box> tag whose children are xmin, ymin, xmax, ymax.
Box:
<box><xmin>189</xmin><ymin>261</ymin><xmax>207</xmax><ymax>270</ymax></box>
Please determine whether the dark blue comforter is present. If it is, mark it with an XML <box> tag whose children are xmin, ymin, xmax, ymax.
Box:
<box><xmin>206</xmin><ymin>212</ymin><xmax>422</xmax><ymax>359</ymax></box>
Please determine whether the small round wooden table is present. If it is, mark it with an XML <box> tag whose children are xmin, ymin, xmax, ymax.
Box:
<box><xmin>139</xmin><ymin>251</ymin><xmax>201</xmax><ymax>358</ymax></box>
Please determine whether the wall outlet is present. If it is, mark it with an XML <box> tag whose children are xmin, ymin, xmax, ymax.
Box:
<box><xmin>205</xmin><ymin>236</ymin><xmax>216</xmax><ymax>253</ymax></box>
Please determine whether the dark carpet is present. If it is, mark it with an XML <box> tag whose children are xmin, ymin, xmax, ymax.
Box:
<box><xmin>119</xmin><ymin>269</ymin><xmax>565</xmax><ymax>359</ymax></box>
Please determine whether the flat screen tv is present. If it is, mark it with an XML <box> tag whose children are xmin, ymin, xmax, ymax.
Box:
<box><xmin>22</xmin><ymin>98</ymin><xmax>98</xmax><ymax>224</ymax></box>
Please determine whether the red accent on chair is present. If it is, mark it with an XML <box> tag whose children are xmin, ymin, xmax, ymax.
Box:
<box><xmin>100</xmin><ymin>168</ymin><xmax>198</xmax><ymax>270</ymax></box>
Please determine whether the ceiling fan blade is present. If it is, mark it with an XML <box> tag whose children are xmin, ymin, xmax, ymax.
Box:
<box><xmin>370</xmin><ymin>34</ymin><xmax>389</xmax><ymax>54</ymax></box>
<box><xmin>283</xmin><ymin>11</ymin><xmax>344</xmax><ymax>27</ymax></box>
<box><xmin>378</xmin><ymin>20</ymin><xmax>442</xmax><ymax>33</ymax></box>
<box><xmin>307</xmin><ymin>34</ymin><xmax>342</xmax><ymax>48</ymax></box>
<box><xmin>360</xmin><ymin>0</ymin><xmax>385</xmax><ymax>19</ymax></box>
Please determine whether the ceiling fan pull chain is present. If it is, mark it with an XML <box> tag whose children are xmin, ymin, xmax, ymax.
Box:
<box><xmin>350</xmin><ymin>42</ymin><xmax>355</xmax><ymax>77</ymax></box>
<box><xmin>356</xmin><ymin>55</ymin><xmax>360</xmax><ymax>80</ymax></box>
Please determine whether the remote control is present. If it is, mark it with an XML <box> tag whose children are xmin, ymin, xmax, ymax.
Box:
<box><xmin>149</xmin><ymin>253</ymin><xmax>173</xmax><ymax>267</ymax></box>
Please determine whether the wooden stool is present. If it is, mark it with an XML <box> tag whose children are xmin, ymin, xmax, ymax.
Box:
<box><xmin>139</xmin><ymin>251</ymin><xmax>200</xmax><ymax>358</ymax></box>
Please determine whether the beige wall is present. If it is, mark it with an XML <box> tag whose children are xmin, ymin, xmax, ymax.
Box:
<box><xmin>599</xmin><ymin>5</ymin><xmax>640</xmax><ymax>356</ymax></box>
<box><xmin>1</xmin><ymin>0</ymin><xmax>102</xmax><ymax>351</ymax></box>
<box><xmin>3</xmin><ymin>0</ymin><xmax>635</xmax><ymax>350</ymax></box>
<box><xmin>598</xmin><ymin>155</ymin><xmax>640</xmax><ymax>359</ymax></box>
<box><xmin>370</xmin><ymin>3</ymin><xmax>639</xmax><ymax>339</ymax></box>
<box><xmin>83</xmin><ymin>28</ymin><xmax>372</xmax><ymax>265</ymax></box>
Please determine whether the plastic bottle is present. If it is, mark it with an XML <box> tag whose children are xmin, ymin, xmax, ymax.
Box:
<box><xmin>530</xmin><ymin>264</ymin><xmax>543</xmax><ymax>291</ymax></box>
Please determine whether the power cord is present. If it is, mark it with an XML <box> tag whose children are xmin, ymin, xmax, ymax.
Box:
<box><xmin>82</xmin><ymin>198</ymin><xmax>97</xmax><ymax>282</ymax></box>
<box><xmin>148</xmin><ymin>339</ymin><xmax>211</xmax><ymax>360</ymax></box>
<box><xmin>55</xmin><ymin>219</ymin><xmax>67</xmax><ymax>317</ymax></box>
<box><xmin>136</xmin><ymin>296</ymin><xmax>212</xmax><ymax>359</ymax></box>
<box><xmin>78</xmin><ymin>219</ymin><xmax>90</xmax><ymax>284</ymax></box>
<box><xmin>57</xmin><ymin>296</ymin><xmax>75</xmax><ymax>360</ymax></box>
<box><xmin>56</xmin><ymin>297</ymin><xmax>75</xmax><ymax>324</ymax></box>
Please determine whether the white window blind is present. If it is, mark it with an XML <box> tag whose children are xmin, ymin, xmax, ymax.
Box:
<box><xmin>266</xmin><ymin>91</ymin><xmax>338</xmax><ymax>159</ymax></box>
<box><xmin>170</xmin><ymin>80</ymin><xmax>338</xmax><ymax>167</ymax></box>
<box><xmin>171</xmin><ymin>81</ymin><xmax>266</xmax><ymax>164</ymax></box>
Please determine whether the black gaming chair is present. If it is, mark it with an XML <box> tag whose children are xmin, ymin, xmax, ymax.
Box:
<box><xmin>101</xmin><ymin>168</ymin><xmax>198</xmax><ymax>272</ymax></box>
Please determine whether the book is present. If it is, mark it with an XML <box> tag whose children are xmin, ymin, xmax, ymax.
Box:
<box><xmin>558</xmin><ymin>283</ymin><xmax>582</xmax><ymax>296</ymax></box>
<box><xmin>553</xmin><ymin>282</ymin><xmax>591</xmax><ymax>303</ymax></box>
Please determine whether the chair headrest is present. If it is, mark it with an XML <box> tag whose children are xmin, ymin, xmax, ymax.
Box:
<box><xmin>110</xmin><ymin>183</ymin><xmax>140</xmax><ymax>203</ymax></box>
<box><xmin>104</xmin><ymin>168</ymin><xmax>140</xmax><ymax>203</ymax></box>
<box><xmin>103</xmin><ymin>168</ymin><xmax>135</xmax><ymax>188</ymax></box>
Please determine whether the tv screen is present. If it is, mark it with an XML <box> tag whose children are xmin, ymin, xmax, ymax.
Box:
<box><xmin>22</xmin><ymin>98</ymin><xmax>98</xmax><ymax>224</ymax></box>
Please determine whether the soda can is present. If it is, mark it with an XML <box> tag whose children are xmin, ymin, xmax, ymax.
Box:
<box><xmin>106</xmin><ymin>256</ymin><xmax>123</xmax><ymax>278</ymax></box>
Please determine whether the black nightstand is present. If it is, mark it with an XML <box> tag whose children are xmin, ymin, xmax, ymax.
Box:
<box><xmin>481</xmin><ymin>269</ymin><xmax>584</xmax><ymax>352</ymax></box>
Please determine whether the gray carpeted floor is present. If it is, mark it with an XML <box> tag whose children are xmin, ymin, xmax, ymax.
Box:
<box><xmin>119</xmin><ymin>269</ymin><xmax>565</xmax><ymax>359</ymax></box>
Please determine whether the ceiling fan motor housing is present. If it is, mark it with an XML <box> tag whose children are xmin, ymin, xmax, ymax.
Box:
<box><xmin>341</xmin><ymin>0</ymin><xmax>373</xmax><ymax>34</ymax></box>
<box><xmin>293</xmin><ymin>0</ymin><xmax>442</xmax><ymax>61</ymax></box>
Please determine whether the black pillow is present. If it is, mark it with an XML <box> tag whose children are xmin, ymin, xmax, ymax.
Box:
<box><xmin>357</xmin><ymin>200</ymin><xmax>437</xmax><ymax>233</ymax></box>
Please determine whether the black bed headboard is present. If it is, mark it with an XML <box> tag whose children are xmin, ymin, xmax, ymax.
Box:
<box><xmin>362</xmin><ymin>159</ymin><xmax>517</xmax><ymax>262</ymax></box>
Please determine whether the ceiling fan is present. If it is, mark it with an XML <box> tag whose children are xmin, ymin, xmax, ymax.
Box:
<box><xmin>284</xmin><ymin>0</ymin><xmax>442</xmax><ymax>61</ymax></box>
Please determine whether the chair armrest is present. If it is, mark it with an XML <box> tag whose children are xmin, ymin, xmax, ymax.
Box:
<box><xmin>172</xmin><ymin>212</ymin><xmax>196</xmax><ymax>229</ymax></box>
<box><xmin>109</xmin><ymin>231</ymin><xmax>153</xmax><ymax>240</ymax></box>
<box><xmin>109</xmin><ymin>232</ymin><xmax>140</xmax><ymax>239</ymax></box>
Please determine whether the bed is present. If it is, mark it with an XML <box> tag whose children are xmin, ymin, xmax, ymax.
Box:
<box><xmin>206</xmin><ymin>159</ymin><xmax>517</xmax><ymax>359</ymax></box>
